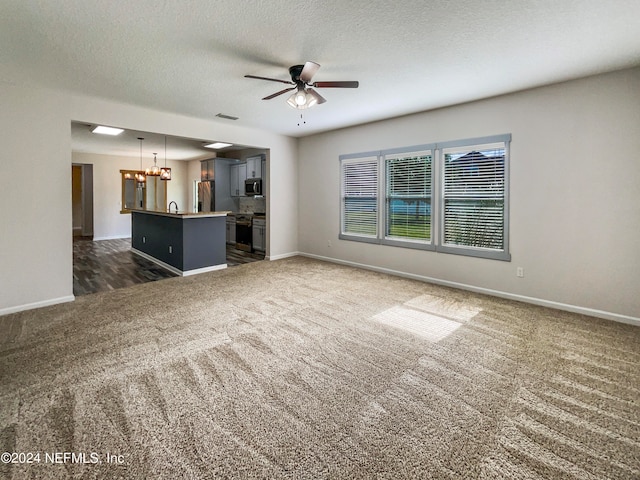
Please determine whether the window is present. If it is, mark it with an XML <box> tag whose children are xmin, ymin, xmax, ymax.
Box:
<box><xmin>339</xmin><ymin>135</ymin><xmax>511</xmax><ymax>261</ymax></box>
<box><xmin>340</xmin><ymin>155</ymin><xmax>379</xmax><ymax>241</ymax></box>
<box><xmin>439</xmin><ymin>138</ymin><xmax>510</xmax><ymax>260</ymax></box>
<box><xmin>384</xmin><ymin>149</ymin><xmax>433</xmax><ymax>249</ymax></box>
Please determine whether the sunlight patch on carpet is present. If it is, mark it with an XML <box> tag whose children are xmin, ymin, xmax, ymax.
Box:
<box><xmin>372</xmin><ymin>306</ymin><xmax>463</xmax><ymax>342</ymax></box>
<box><xmin>404</xmin><ymin>294</ymin><xmax>481</xmax><ymax>322</ymax></box>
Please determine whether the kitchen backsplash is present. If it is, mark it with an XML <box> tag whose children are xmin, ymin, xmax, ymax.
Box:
<box><xmin>238</xmin><ymin>196</ymin><xmax>265</xmax><ymax>213</ymax></box>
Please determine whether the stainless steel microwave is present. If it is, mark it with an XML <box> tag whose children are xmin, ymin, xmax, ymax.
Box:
<box><xmin>245</xmin><ymin>178</ymin><xmax>262</xmax><ymax>196</ymax></box>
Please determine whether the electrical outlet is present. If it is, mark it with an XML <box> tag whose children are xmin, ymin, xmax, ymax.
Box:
<box><xmin>327</xmin><ymin>240</ymin><xmax>332</xmax><ymax>247</ymax></box>
<box><xmin>516</xmin><ymin>267</ymin><xmax>524</xmax><ymax>278</ymax></box>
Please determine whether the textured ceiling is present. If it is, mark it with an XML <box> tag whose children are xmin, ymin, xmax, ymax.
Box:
<box><xmin>2</xmin><ymin>0</ymin><xmax>640</xmax><ymax>141</ymax></box>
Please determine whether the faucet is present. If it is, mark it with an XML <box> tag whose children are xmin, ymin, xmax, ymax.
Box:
<box><xmin>168</xmin><ymin>201</ymin><xmax>178</xmax><ymax>213</ymax></box>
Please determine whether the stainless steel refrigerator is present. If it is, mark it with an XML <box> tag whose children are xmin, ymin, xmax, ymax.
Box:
<box><xmin>197</xmin><ymin>181</ymin><xmax>215</xmax><ymax>212</ymax></box>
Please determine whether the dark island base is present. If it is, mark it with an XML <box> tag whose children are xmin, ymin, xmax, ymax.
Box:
<box><xmin>131</xmin><ymin>211</ymin><xmax>228</xmax><ymax>276</ymax></box>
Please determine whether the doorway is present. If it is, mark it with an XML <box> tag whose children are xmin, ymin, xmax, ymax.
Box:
<box><xmin>71</xmin><ymin>163</ymin><xmax>94</xmax><ymax>238</ymax></box>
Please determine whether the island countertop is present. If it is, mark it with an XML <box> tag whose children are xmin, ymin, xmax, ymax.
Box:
<box><xmin>130</xmin><ymin>209</ymin><xmax>230</xmax><ymax>219</ymax></box>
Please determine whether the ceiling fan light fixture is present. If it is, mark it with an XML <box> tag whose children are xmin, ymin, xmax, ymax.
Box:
<box><xmin>286</xmin><ymin>93</ymin><xmax>298</xmax><ymax>109</ymax></box>
<box><xmin>294</xmin><ymin>90</ymin><xmax>307</xmax><ymax>106</ymax></box>
<box><xmin>306</xmin><ymin>92</ymin><xmax>318</xmax><ymax>108</ymax></box>
<box><xmin>287</xmin><ymin>89</ymin><xmax>317</xmax><ymax>110</ymax></box>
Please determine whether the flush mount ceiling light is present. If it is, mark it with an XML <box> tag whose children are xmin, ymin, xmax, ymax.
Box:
<box><xmin>204</xmin><ymin>142</ymin><xmax>233</xmax><ymax>149</ymax></box>
<box><xmin>91</xmin><ymin>125</ymin><xmax>124</xmax><ymax>135</ymax></box>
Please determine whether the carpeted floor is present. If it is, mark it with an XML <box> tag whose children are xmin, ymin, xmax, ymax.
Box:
<box><xmin>0</xmin><ymin>257</ymin><xmax>638</xmax><ymax>479</ymax></box>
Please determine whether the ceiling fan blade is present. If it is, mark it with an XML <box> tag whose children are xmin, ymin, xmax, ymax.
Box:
<box><xmin>313</xmin><ymin>81</ymin><xmax>359</xmax><ymax>88</ymax></box>
<box><xmin>245</xmin><ymin>74</ymin><xmax>294</xmax><ymax>85</ymax></box>
<box><xmin>262</xmin><ymin>87</ymin><xmax>296</xmax><ymax>100</ymax></box>
<box><xmin>307</xmin><ymin>88</ymin><xmax>327</xmax><ymax>105</ymax></box>
<box><xmin>300</xmin><ymin>61</ymin><xmax>320</xmax><ymax>83</ymax></box>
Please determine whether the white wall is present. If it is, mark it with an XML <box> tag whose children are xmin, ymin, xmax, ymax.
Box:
<box><xmin>266</xmin><ymin>144</ymin><xmax>298</xmax><ymax>260</ymax></box>
<box><xmin>71</xmin><ymin>152</ymin><xmax>189</xmax><ymax>240</ymax></box>
<box><xmin>0</xmin><ymin>85</ymin><xmax>73</xmax><ymax>312</ymax></box>
<box><xmin>298</xmin><ymin>68</ymin><xmax>640</xmax><ymax>323</ymax></box>
<box><xmin>0</xmin><ymin>85</ymin><xmax>298</xmax><ymax>315</ymax></box>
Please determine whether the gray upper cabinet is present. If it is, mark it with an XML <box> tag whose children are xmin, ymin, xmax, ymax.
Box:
<box><xmin>200</xmin><ymin>159</ymin><xmax>215</xmax><ymax>181</ymax></box>
<box><xmin>230</xmin><ymin>163</ymin><xmax>246</xmax><ymax>197</ymax></box>
<box><xmin>246</xmin><ymin>155</ymin><xmax>264</xmax><ymax>179</ymax></box>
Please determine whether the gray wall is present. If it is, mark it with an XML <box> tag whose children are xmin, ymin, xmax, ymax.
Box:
<box><xmin>297</xmin><ymin>68</ymin><xmax>640</xmax><ymax>323</ymax></box>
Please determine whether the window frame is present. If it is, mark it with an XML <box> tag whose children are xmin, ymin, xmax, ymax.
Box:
<box><xmin>437</xmin><ymin>135</ymin><xmax>511</xmax><ymax>261</ymax></box>
<box><xmin>339</xmin><ymin>152</ymin><xmax>381</xmax><ymax>244</ymax></box>
<box><xmin>338</xmin><ymin>134</ymin><xmax>511</xmax><ymax>261</ymax></box>
<box><xmin>380</xmin><ymin>144</ymin><xmax>435</xmax><ymax>251</ymax></box>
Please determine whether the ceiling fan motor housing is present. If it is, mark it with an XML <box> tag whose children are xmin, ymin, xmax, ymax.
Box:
<box><xmin>289</xmin><ymin>65</ymin><xmax>305</xmax><ymax>84</ymax></box>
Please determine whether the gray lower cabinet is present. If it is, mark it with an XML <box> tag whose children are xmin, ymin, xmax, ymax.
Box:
<box><xmin>226</xmin><ymin>216</ymin><xmax>236</xmax><ymax>244</ymax></box>
<box><xmin>252</xmin><ymin>218</ymin><xmax>266</xmax><ymax>252</ymax></box>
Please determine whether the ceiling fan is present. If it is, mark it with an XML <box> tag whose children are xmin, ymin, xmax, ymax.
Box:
<box><xmin>244</xmin><ymin>61</ymin><xmax>359</xmax><ymax>109</ymax></box>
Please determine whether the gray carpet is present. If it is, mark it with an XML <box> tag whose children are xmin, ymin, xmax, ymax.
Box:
<box><xmin>0</xmin><ymin>256</ymin><xmax>638</xmax><ymax>479</ymax></box>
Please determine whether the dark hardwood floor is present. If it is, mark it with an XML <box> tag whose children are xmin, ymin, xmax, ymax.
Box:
<box><xmin>73</xmin><ymin>237</ymin><xmax>264</xmax><ymax>297</ymax></box>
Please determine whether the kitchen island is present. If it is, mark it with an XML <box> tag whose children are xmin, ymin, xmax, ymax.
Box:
<box><xmin>131</xmin><ymin>209</ymin><xmax>229</xmax><ymax>276</ymax></box>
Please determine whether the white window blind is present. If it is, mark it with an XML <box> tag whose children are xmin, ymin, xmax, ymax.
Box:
<box><xmin>385</xmin><ymin>151</ymin><xmax>432</xmax><ymax>242</ymax></box>
<box><xmin>442</xmin><ymin>144</ymin><xmax>506</xmax><ymax>253</ymax></box>
<box><xmin>341</xmin><ymin>156</ymin><xmax>378</xmax><ymax>238</ymax></box>
<box><xmin>339</xmin><ymin>134</ymin><xmax>510</xmax><ymax>261</ymax></box>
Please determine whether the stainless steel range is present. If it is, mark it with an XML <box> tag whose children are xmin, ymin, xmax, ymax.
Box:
<box><xmin>235</xmin><ymin>214</ymin><xmax>252</xmax><ymax>252</ymax></box>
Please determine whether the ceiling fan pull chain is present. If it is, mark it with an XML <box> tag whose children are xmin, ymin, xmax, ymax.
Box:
<box><xmin>298</xmin><ymin>113</ymin><xmax>307</xmax><ymax>127</ymax></box>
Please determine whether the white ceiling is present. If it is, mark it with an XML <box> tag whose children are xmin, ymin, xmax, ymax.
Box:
<box><xmin>3</xmin><ymin>0</ymin><xmax>640</xmax><ymax>144</ymax></box>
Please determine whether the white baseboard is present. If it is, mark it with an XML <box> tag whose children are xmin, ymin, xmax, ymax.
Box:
<box><xmin>93</xmin><ymin>235</ymin><xmax>130</xmax><ymax>241</ymax></box>
<box><xmin>180</xmin><ymin>264</ymin><xmax>227</xmax><ymax>276</ymax></box>
<box><xmin>131</xmin><ymin>248</ymin><xmax>227</xmax><ymax>277</ymax></box>
<box><xmin>0</xmin><ymin>295</ymin><xmax>75</xmax><ymax>317</ymax></box>
<box><xmin>267</xmin><ymin>251</ymin><xmax>300</xmax><ymax>261</ymax></box>
<box><xmin>298</xmin><ymin>252</ymin><xmax>640</xmax><ymax>327</ymax></box>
